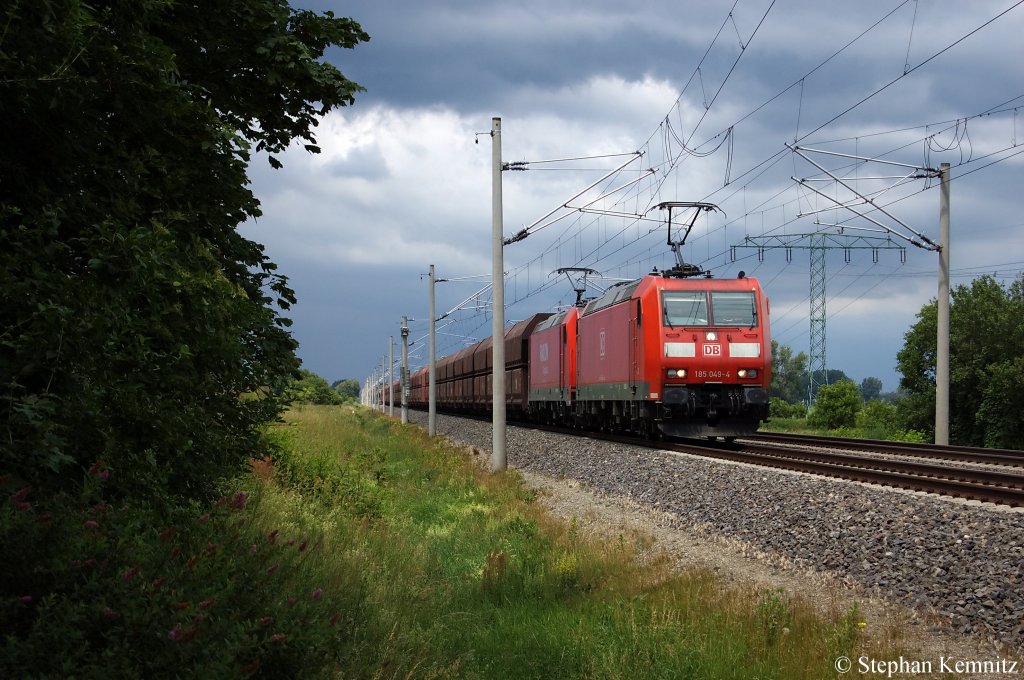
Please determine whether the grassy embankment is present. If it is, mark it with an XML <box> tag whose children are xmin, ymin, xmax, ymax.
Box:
<box><xmin>3</xmin><ymin>405</ymin><xmax>915</xmax><ymax>678</ymax></box>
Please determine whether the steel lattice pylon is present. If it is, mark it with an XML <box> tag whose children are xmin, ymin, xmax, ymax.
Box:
<box><xmin>808</xmin><ymin>235</ymin><xmax>827</xmax><ymax>402</ymax></box>
<box><xmin>731</xmin><ymin>233</ymin><xmax>905</xmax><ymax>403</ymax></box>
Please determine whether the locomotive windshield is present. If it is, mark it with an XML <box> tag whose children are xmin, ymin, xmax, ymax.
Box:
<box><xmin>661</xmin><ymin>290</ymin><xmax>758</xmax><ymax>327</ymax></box>
<box><xmin>710</xmin><ymin>291</ymin><xmax>758</xmax><ymax>327</ymax></box>
<box><xmin>662</xmin><ymin>291</ymin><xmax>708</xmax><ymax>326</ymax></box>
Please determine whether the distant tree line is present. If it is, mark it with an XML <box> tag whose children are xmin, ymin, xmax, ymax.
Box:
<box><xmin>281</xmin><ymin>372</ymin><xmax>360</xmax><ymax>405</ymax></box>
<box><xmin>769</xmin><ymin>275</ymin><xmax>1023</xmax><ymax>449</ymax></box>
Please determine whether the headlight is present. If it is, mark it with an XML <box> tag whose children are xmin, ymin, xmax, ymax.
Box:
<box><xmin>706</xmin><ymin>331</ymin><xmax>718</xmax><ymax>341</ymax></box>
<box><xmin>666</xmin><ymin>368</ymin><xmax>687</xmax><ymax>379</ymax></box>
<box><xmin>737</xmin><ymin>369</ymin><xmax>758</xmax><ymax>379</ymax></box>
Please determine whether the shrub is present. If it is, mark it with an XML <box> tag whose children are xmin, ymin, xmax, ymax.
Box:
<box><xmin>808</xmin><ymin>381</ymin><xmax>861</xmax><ymax>430</ymax></box>
<box><xmin>770</xmin><ymin>397</ymin><xmax>807</xmax><ymax>419</ymax></box>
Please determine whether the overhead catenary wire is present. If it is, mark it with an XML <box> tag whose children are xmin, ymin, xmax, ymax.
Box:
<box><xmin>413</xmin><ymin>1</ymin><xmax>1022</xmax><ymax>373</ymax></box>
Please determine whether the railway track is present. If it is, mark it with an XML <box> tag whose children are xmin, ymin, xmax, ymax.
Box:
<box><xmin>525</xmin><ymin>422</ymin><xmax>1024</xmax><ymax>508</ymax></box>
<box><xmin>658</xmin><ymin>438</ymin><xmax>1024</xmax><ymax>508</ymax></box>
<box><xmin>746</xmin><ymin>431</ymin><xmax>1024</xmax><ymax>467</ymax></box>
<box><xmin>404</xmin><ymin>409</ymin><xmax>1024</xmax><ymax>507</ymax></box>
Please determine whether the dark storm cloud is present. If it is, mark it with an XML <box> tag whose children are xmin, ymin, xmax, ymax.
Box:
<box><xmin>250</xmin><ymin>0</ymin><xmax>1023</xmax><ymax>388</ymax></box>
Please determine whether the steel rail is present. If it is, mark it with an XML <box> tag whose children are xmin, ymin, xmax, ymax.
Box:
<box><xmin>654</xmin><ymin>440</ymin><xmax>1024</xmax><ymax>507</ymax></box>
<box><xmin>746</xmin><ymin>432</ymin><xmax>1024</xmax><ymax>467</ymax></box>
<box><xmin>405</xmin><ymin>409</ymin><xmax>1024</xmax><ymax>506</ymax></box>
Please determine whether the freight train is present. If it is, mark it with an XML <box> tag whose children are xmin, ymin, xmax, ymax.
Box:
<box><xmin>398</xmin><ymin>268</ymin><xmax>771</xmax><ymax>441</ymax></box>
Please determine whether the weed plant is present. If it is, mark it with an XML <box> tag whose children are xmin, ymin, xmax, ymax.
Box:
<box><xmin>2</xmin><ymin>405</ymin><xmax>908</xmax><ymax>678</ymax></box>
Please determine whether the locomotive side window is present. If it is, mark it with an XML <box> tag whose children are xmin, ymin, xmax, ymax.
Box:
<box><xmin>711</xmin><ymin>291</ymin><xmax>758</xmax><ymax>326</ymax></box>
<box><xmin>662</xmin><ymin>291</ymin><xmax>708</xmax><ymax>327</ymax></box>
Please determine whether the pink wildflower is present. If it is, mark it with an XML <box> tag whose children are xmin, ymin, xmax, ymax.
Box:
<box><xmin>193</xmin><ymin>612</ymin><xmax>205</xmax><ymax>624</ymax></box>
<box><xmin>265</xmin><ymin>564</ymin><xmax>279</xmax><ymax>574</ymax></box>
<box><xmin>270</xmin><ymin>633</ymin><xmax>287</xmax><ymax>643</ymax></box>
<box><xmin>152</xmin><ymin>577</ymin><xmax>167</xmax><ymax>590</ymax></box>
<box><xmin>258</xmin><ymin>616</ymin><xmax>272</xmax><ymax>626</ymax></box>
<box><xmin>122</xmin><ymin>565</ymin><xmax>140</xmax><ymax>581</ymax></box>
<box><xmin>159</xmin><ymin>525</ymin><xmax>177</xmax><ymax>542</ymax></box>
<box><xmin>168</xmin><ymin>624</ymin><xmax>196</xmax><ymax>643</ymax></box>
<box><xmin>12</xmin><ymin>487</ymin><xmax>31</xmax><ymax>502</ymax></box>
<box><xmin>311</xmin><ymin>588</ymin><xmax>322</xmax><ymax>601</ymax></box>
<box><xmin>18</xmin><ymin>595</ymin><xmax>32</xmax><ymax>604</ymax></box>
<box><xmin>229</xmin><ymin>492</ymin><xmax>247</xmax><ymax>509</ymax></box>
<box><xmin>199</xmin><ymin>597</ymin><xmax>215</xmax><ymax>610</ymax></box>
<box><xmin>102</xmin><ymin>607</ymin><xmax>119</xmax><ymax>620</ymax></box>
<box><xmin>15</xmin><ymin>501</ymin><xmax>30</xmax><ymax>511</ymax></box>
<box><xmin>287</xmin><ymin>596</ymin><xmax>297</xmax><ymax>606</ymax></box>
<box><xmin>206</xmin><ymin>542</ymin><xmax>217</xmax><ymax>556</ymax></box>
<box><xmin>267</xmin><ymin>529</ymin><xmax>278</xmax><ymax>545</ymax></box>
<box><xmin>297</xmin><ymin>540</ymin><xmax>307</xmax><ymax>552</ymax></box>
<box><xmin>197</xmin><ymin>514</ymin><xmax>209</xmax><ymax>523</ymax></box>
<box><xmin>249</xmin><ymin>543</ymin><xmax>257</xmax><ymax>554</ymax></box>
<box><xmin>329</xmin><ymin>613</ymin><xmax>339</xmax><ymax>627</ymax></box>
<box><xmin>83</xmin><ymin>520</ymin><xmax>99</xmax><ymax>530</ymax></box>
<box><xmin>98</xmin><ymin>469</ymin><xmax>110</xmax><ymax>481</ymax></box>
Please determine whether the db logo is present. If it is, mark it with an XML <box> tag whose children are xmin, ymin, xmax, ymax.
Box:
<box><xmin>539</xmin><ymin>343</ymin><xmax>549</xmax><ymax>362</ymax></box>
<box><xmin>599</xmin><ymin>330</ymin><xmax>606</xmax><ymax>357</ymax></box>
<box><xmin>703</xmin><ymin>344</ymin><xmax>722</xmax><ymax>356</ymax></box>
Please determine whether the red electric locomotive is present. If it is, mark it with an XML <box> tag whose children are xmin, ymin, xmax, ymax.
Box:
<box><xmin>569</xmin><ymin>270</ymin><xmax>771</xmax><ymax>440</ymax></box>
<box><xmin>527</xmin><ymin>305</ymin><xmax>580</xmax><ymax>424</ymax></box>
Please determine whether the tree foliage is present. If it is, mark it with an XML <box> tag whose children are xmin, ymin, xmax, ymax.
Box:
<box><xmin>807</xmin><ymin>380</ymin><xmax>861</xmax><ymax>430</ymax></box>
<box><xmin>287</xmin><ymin>370</ymin><xmax>343</xmax><ymax>405</ymax></box>
<box><xmin>896</xmin><ymin>276</ymin><xmax>1024</xmax><ymax>448</ymax></box>
<box><xmin>0</xmin><ymin>0</ymin><xmax>368</xmax><ymax>499</ymax></box>
<box><xmin>332</xmin><ymin>379</ymin><xmax>361</xmax><ymax>401</ymax></box>
<box><xmin>769</xmin><ymin>397</ymin><xmax>807</xmax><ymax>419</ymax></box>
<box><xmin>770</xmin><ymin>341</ymin><xmax>808</xmax><ymax>404</ymax></box>
<box><xmin>859</xmin><ymin>377</ymin><xmax>883</xmax><ymax>402</ymax></box>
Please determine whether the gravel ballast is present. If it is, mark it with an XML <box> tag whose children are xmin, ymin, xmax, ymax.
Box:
<box><xmin>408</xmin><ymin>411</ymin><xmax>1024</xmax><ymax>654</ymax></box>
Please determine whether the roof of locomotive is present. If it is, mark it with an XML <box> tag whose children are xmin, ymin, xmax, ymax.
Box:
<box><xmin>579</xmin><ymin>272</ymin><xmax>762</xmax><ymax>318</ymax></box>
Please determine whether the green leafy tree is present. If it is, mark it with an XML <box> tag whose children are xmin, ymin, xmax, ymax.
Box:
<box><xmin>287</xmin><ymin>370</ymin><xmax>343</xmax><ymax>405</ymax></box>
<box><xmin>859</xmin><ymin>377</ymin><xmax>883</xmax><ymax>402</ymax></box>
<box><xmin>975</xmin><ymin>356</ymin><xmax>1024</xmax><ymax>449</ymax></box>
<box><xmin>770</xmin><ymin>341</ymin><xmax>809</xmax><ymax>404</ymax></box>
<box><xmin>896</xmin><ymin>276</ymin><xmax>1024</xmax><ymax>447</ymax></box>
<box><xmin>808</xmin><ymin>369</ymin><xmax>851</xmax><ymax>402</ymax></box>
<box><xmin>807</xmin><ymin>380</ymin><xmax>861</xmax><ymax>430</ymax></box>
<box><xmin>0</xmin><ymin>1</ymin><xmax>368</xmax><ymax>499</ymax></box>
<box><xmin>332</xmin><ymin>378</ymin><xmax>361</xmax><ymax>401</ymax></box>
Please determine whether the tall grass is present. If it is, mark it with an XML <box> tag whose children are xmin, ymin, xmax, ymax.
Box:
<box><xmin>2</xmin><ymin>405</ymin><xmax>910</xmax><ymax>677</ymax></box>
<box><xmin>259</xmin><ymin>405</ymin><xmax>905</xmax><ymax>678</ymax></box>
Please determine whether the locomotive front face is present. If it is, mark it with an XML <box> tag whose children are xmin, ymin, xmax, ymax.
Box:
<box><xmin>653</xmin><ymin>279</ymin><xmax>771</xmax><ymax>438</ymax></box>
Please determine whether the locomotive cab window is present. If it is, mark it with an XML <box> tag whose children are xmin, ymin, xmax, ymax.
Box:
<box><xmin>662</xmin><ymin>291</ymin><xmax>708</xmax><ymax>327</ymax></box>
<box><xmin>710</xmin><ymin>291</ymin><xmax>758</xmax><ymax>327</ymax></box>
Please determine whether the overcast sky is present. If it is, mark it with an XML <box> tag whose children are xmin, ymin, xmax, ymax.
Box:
<box><xmin>242</xmin><ymin>0</ymin><xmax>1024</xmax><ymax>395</ymax></box>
